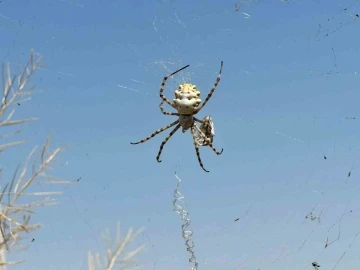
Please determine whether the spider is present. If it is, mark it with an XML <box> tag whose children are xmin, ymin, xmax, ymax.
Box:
<box><xmin>130</xmin><ymin>62</ymin><xmax>224</xmax><ymax>172</ymax></box>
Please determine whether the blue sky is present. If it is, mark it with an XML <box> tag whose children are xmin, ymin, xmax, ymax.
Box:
<box><xmin>1</xmin><ymin>0</ymin><xmax>360</xmax><ymax>269</ymax></box>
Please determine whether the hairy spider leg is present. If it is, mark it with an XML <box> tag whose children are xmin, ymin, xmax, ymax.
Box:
<box><xmin>194</xmin><ymin>117</ymin><xmax>203</xmax><ymax>123</ymax></box>
<box><xmin>195</xmin><ymin>61</ymin><xmax>223</xmax><ymax>114</ymax></box>
<box><xmin>193</xmin><ymin>124</ymin><xmax>223</xmax><ymax>155</ymax></box>
<box><xmin>190</xmin><ymin>126</ymin><xmax>209</xmax><ymax>172</ymax></box>
<box><xmin>130</xmin><ymin>120</ymin><xmax>179</xmax><ymax>145</ymax></box>
<box><xmin>159</xmin><ymin>100</ymin><xmax>179</xmax><ymax>116</ymax></box>
<box><xmin>210</xmin><ymin>145</ymin><xmax>223</xmax><ymax>155</ymax></box>
<box><xmin>156</xmin><ymin>124</ymin><xmax>181</xmax><ymax>162</ymax></box>
<box><xmin>159</xmin><ymin>64</ymin><xmax>190</xmax><ymax>108</ymax></box>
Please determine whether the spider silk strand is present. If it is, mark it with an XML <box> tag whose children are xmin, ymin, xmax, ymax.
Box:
<box><xmin>173</xmin><ymin>170</ymin><xmax>198</xmax><ymax>270</ymax></box>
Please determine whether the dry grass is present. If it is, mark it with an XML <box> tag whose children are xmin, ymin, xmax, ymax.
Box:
<box><xmin>0</xmin><ymin>49</ymin><xmax>146</xmax><ymax>269</ymax></box>
<box><xmin>0</xmin><ymin>50</ymin><xmax>72</xmax><ymax>268</ymax></box>
<box><xmin>88</xmin><ymin>221</ymin><xmax>146</xmax><ymax>270</ymax></box>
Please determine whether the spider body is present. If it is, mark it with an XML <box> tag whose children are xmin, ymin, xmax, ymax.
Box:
<box><xmin>131</xmin><ymin>62</ymin><xmax>224</xmax><ymax>172</ymax></box>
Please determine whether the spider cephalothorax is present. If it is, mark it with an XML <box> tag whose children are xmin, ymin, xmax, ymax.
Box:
<box><xmin>130</xmin><ymin>62</ymin><xmax>224</xmax><ymax>172</ymax></box>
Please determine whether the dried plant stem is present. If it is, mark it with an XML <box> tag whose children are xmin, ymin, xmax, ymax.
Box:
<box><xmin>0</xmin><ymin>50</ymin><xmax>71</xmax><ymax>267</ymax></box>
<box><xmin>88</xmin><ymin>221</ymin><xmax>145</xmax><ymax>270</ymax></box>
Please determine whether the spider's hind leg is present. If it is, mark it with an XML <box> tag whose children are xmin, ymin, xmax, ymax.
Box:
<box><xmin>194</xmin><ymin>116</ymin><xmax>223</xmax><ymax>155</ymax></box>
<box><xmin>130</xmin><ymin>120</ymin><xmax>179</xmax><ymax>145</ymax></box>
<box><xmin>194</xmin><ymin>117</ymin><xmax>203</xmax><ymax>124</ymax></box>
<box><xmin>190</xmin><ymin>126</ymin><xmax>209</xmax><ymax>172</ymax></box>
<box><xmin>156</xmin><ymin>124</ymin><xmax>181</xmax><ymax>162</ymax></box>
<box><xmin>209</xmin><ymin>145</ymin><xmax>223</xmax><ymax>155</ymax></box>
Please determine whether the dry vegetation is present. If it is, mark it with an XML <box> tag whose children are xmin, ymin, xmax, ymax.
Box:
<box><xmin>88</xmin><ymin>221</ymin><xmax>145</xmax><ymax>270</ymax></box>
<box><xmin>0</xmin><ymin>49</ymin><xmax>71</xmax><ymax>267</ymax></box>
<box><xmin>0</xmin><ymin>50</ymin><xmax>145</xmax><ymax>269</ymax></box>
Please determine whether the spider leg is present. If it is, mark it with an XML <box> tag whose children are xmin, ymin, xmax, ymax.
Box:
<box><xmin>208</xmin><ymin>145</ymin><xmax>224</xmax><ymax>155</ymax></box>
<box><xmin>159</xmin><ymin>64</ymin><xmax>190</xmax><ymax>107</ymax></box>
<box><xmin>156</xmin><ymin>124</ymin><xmax>181</xmax><ymax>162</ymax></box>
<box><xmin>159</xmin><ymin>100</ymin><xmax>179</xmax><ymax>116</ymax></box>
<box><xmin>130</xmin><ymin>120</ymin><xmax>179</xmax><ymax>145</ymax></box>
<box><xmin>193</xmin><ymin>124</ymin><xmax>223</xmax><ymax>155</ymax></box>
<box><xmin>190</xmin><ymin>126</ymin><xmax>209</xmax><ymax>172</ymax></box>
<box><xmin>194</xmin><ymin>117</ymin><xmax>203</xmax><ymax>123</ymax></box>
<box><xmin>195</xmin><ymin>61</ymin><xmax>223</xmax><ymax>114</ymax></box>
<box><xmin>193</xmin><ymin>124</ymin><xmax>212</xmax><ymax>145</ymax></box>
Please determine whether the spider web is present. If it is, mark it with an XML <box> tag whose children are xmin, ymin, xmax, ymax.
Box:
<box><xmin>1</xmin><ymin>0</ymin><xmax>360</xmax><ymax>269</ymax></box>
<box><xmin>121</xmin><ymin>1</ymin><xmax>360</xmax><ymax>270</ymax></box>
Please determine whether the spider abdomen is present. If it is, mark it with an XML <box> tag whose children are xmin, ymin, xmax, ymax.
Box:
<box><xmin>173</xmin><ymin>83</ymin><xmax>201</xmax><ymax>114</ymax></box>
<box><xmin>173</xmin><ymin>97</ymin><xmax>201</xmax><ymax>114</ymax></box>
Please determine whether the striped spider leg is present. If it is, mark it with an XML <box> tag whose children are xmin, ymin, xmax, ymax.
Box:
<box><xmin>159</xmin><ymin>61</ymin><xmax>223</xmax><ymax>116</ymax></box>
<box><xmin>194</xmin><ymin>116</ymin><xmax>223</xmax><ymax>155</ymax></box>
<box><xmin>159</xmin><ymin>98</ymin><xmax>179</xmax><ymax>116</ymax></box>
<box><xmin>159</xmin><ymin>99</ymin><xmax>222</xmax><ymax>151</ymax></box>
<box><xmin>190</xmin><ymin>116</ymin><xmax>223</xmax><ymax>172</ymax></box>
<box><xmin>130</xmin><ymin>120</ymin><xmax>181</xmax><ymax>163</ymax></box>
<box><xmin>190</xmin><ymin>126</ymin><xmax>210</xmax><ymax>172</ymax></box>
<box><xmin>131</xmin><ymin>99</ymin><xmax>195</xmax><ymax>162</ymax></box>
<box><xmin>159</xmin><ymin>64</ymin><xmax>190</xmax><ymax>113</ymax></box>
<box><xmin>193</xmin><ymin>61</ymin><xmax>223</xmax><ymax>115</ymax></box>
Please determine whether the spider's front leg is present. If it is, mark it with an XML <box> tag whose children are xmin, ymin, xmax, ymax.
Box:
<box><xmin>195</xmin><ymin>61</ymin><xmax>223</xmax><ymax>114</ymax></box>
<box><xmin>159</xmin><ymin>100</ymin><xmax>179</xmax><ymax>116</ymax></box>
<box><xmin>159</xmin><ymin>64</ymin><xmax>190</xmax><ymax>108</ymax></box>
